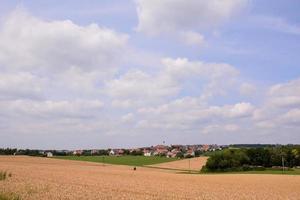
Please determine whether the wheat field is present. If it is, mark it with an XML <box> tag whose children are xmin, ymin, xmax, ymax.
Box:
<box><xmin>148</xmin><ymin>156</ymin><xmax>208</xmax><ymax>171</ymax></box>
<box><xmin>1</xmin><ymin>156</ymin><xmax>300</xmax><ymax>200</ymax></box>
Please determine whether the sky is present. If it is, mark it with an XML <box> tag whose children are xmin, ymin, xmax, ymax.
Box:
<box><xmin>0</xmin><ymin>0</ymin><xmax>300</xmax><ymax>149</ymax></box>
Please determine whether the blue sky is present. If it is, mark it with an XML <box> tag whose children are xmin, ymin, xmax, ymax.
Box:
<box><xmin>0</xmin><ymin>0</ymin><xmax>299</xmax><ymax>149</ymax></box>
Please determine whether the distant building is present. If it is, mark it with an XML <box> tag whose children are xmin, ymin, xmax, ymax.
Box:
<box><xmin>46</xmin><ymin>152</ymin><xmax>53</xmax><ymax>157</ymax></box>
<box><xmin>109</xmin><ymin>149</ymin><xmax>115</xmax><ymax>156</ymax></box>
<box><xmin>170</xmin><ymin>149</ymin><xmax>180</xmax><ymax>157</ymax></box>
<box><xmin>91</xmin><ymin>149</ymin><xmax>99</xmax><ymax>155</ymax></box>
<box><xmin>115</xmin><ymin>149</ymin><xmax>124</xmax><ymax>156</ymax></box>
<box><xmin>73</xmin><ymin>150</ymin><xmax>83</xmax><ymax>156</ymax></box>
<box><xmin>184</xmin><ymin>149</ymin><xmax>195</xmax><ymax>157</ymax></box>
<box><xmin>143</xmin><ymin>149</ymin><xmax>152</xmax><ymax>157</ymax></box>
<box><xmin>201</xmin><ymin>145</ymin><xmax>210</xmax><ymax>152</ymax></box>
<box><xmin>167</xmin><ymin>151</ymin><xmax>176</xmax><ymax>158</ymax></box>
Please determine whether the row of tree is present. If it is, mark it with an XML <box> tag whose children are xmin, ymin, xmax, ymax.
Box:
<box><xmin>0</xmin><ymin>148</ymin><xmax>44</xmax><ymax>156</ymax></box>
<box><xmin>202</xmin><ymin>146</ymin><xmax>300</xmax><ymax>172</ymax></box>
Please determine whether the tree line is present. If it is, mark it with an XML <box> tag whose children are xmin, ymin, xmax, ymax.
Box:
<box><xmin>0</xmin><ymin>148</ymin><xmax>144</xmax><ymax>156</ymax></box>
<box><xmin>202</xmin><ymin>145</ymin><xmax>300</xmax><ymax>172</ymax></box>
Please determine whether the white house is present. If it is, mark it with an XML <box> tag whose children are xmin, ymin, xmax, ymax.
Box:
<box><xmin>73</xmin><ymin>150</ymin><xmax>83</xmax><ymax>156</ymax></box>
<box><xmin>46</xmin><ymin>152</ymin><xmax>53</xmax><ymax>157</ymax></box>
<box><xmin>109</xmin><ymin>149</ymin><xmax>115</xmax><ymax>156</ymax></box>
<box><xmin>144</xmin><ymin>152</ymin><xmax>151</xmax><ymax>157</ymax></box>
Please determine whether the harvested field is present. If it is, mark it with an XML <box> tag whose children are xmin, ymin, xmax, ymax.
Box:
<box><xmin>1</xmin><ymin>156</ymin><xmax>300</xmax><ymax>200</ymax></box>
<box><xmin>148</xmin><ymin>156</ymin><xmax>208</xmax><ymax>171</ymax></box>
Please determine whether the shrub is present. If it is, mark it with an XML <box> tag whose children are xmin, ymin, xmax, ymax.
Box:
<box><xmin>194</xmin><ymin>150</ymin><xmax>203</xmax><ymax>157</ymax></box>
<box><xmin>175</xmin><ymin>152</ymin><xmax>184</xmax><ymax>158</ymax></box>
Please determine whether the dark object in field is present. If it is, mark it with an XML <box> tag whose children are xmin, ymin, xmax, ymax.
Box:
<box><xmin>133</xmin><ymin>167</ymin><xmax>136</xmax><ymax>171</ymax></box>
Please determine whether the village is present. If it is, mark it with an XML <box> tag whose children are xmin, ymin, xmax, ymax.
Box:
<box><xmin>49</xmin><ymin>144</ymin><xmax>224</xmax><ymax>158</ymax></box>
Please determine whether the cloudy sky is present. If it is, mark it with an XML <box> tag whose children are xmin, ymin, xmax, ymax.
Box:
<box><xmin>0</xmin><ymin>0</ymin><xmax>300</xmax><ymax>149</ymax></box>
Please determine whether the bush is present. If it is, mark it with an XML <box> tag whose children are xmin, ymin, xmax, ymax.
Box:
<box><xmin>242</xmin><ymin>165</ymin><xmax>265</xmax><ymax>171</ymax></box>
<box><xmin>130</xmin><ymin>150</ymin><xmax>143</xmax><ymax>156</ymax></box>
<box><xmin>194</xmin><ymin>150</ymin><xmax>203</xmax><ymax>157</ymax></box>
<box><xmin>185</xmin><ymin>154</ymin><xmax>194</xmax><ymax>158</ymax></box>
<box><xmin>175</xmin><ymin>152</ymin><xmax>184</xmax><ymax>158</ymax></box>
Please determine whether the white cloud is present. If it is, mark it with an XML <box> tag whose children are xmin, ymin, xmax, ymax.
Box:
<box><xmin>105</xmin><ymin>69</ymin><xmax>179</xmax><ymax>106</ymax></box>
<box><xmin>121</xmin><ymin>113</ymin><xmax>134</xmax><ymax>123</ymax></box>
<box><xmin>0</xmin><ymin>9</ymin><xmax>130</xmax><ymax>108</ymax></box>
<box><xmin>227</xmin><ymin>102</ymin><xmax>254</xmax><ymax>118</ymax></box>
<box><xmin>105</xmin><ymin>57</ymin><xmax>240</xmax><ymax>108</ymax></box>
<box><xmin>253</xmin><ymin>79</ymin><xmax>300</xmax><ymax>130</ymax></box>
<box><xmin>0</xmin><ymin>99</ymin><xmax>104</xmax><ymax>119</ymax></box>
<box><xmin>137</xmin><ymin>97</ymin><xmax>254</xmax><ymax>131</ymax></box>
<box><xmin>239</xmin><ymin>83</ymin><xmax>256</xmax><ymax>96</ymax></box>
<box><xmin>269</xmin><ymin>96</ymin><xmax>300</xmax><ymax>109</ymax></box>
<box><xmin>255</xmin><ymin>121</ymin><xmax>276</xmax><ymax>129</ymax></box>
<box><xmin>268</xmin><ymin>79</ymin><xmax>300</xmax><ymax>108</ymax></box>
<box><xmin>162</xmin><ymin>57</ymin><xmax>239</xmax><ymax>99</ymax></box>
<box><xmin>0</xmin><ymin>9</ymin><xmax>128</xmax><ymax>75</ymax></box>
<box><xmin>281</xmin><ymin>109</ymin><xmax>300</xmax><ymax>125</ymax></box>
<box><xmin>224</xmin><ymin>124</ymin><xmax>240</xmax><ymax>132</ymax></box>
<box><xmin>162</xmin><ymin>58</ymin><xmax>239</xmax><ymax>80</ymax></box>
<box><xmin>135</xmin><ymin>0</ymin><xmax>247</xmax><ymax>45</ymax></box>
<box><xmin>179</xmin><ymin>31</ymin><xmax>204</xmax><ymax>46</ymax></box>
<box><xmin>202</xmin><ymin>124</ymin><xmax>239</xmax><ymax>134</ymax></box>
<box><xmin>136</xmin><ymin>0</ymin><xmax>247</xmax><ymax>35</ymax></box>
<box><xmin>0</xmin><ymin>72</ymin><xmax>44</xmax><ymax>100</ymax></box>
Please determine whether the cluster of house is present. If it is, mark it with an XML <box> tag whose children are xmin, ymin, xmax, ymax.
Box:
<box><xmin>70</xmin><ymin>144</ymin><xmax>222</xmax><ymax>158</ymax></box>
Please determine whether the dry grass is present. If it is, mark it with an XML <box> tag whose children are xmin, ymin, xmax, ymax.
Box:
<box><xmin>0</xmin><ymin>192</ymin><xmax>21</xmax><ymax>200</ymax></box>
<box><xmin>1</xmin><ymin>156</ymin><xmax>300</xmax><ymax>200</ymax></box>
<box><xmin>148</xmin><ymin>157</ymin><xmax>208</xmax><ymax>171</ymax></box>
<box><xmin>0</xmin><ymin>171</ymin><xmax>7</xmax><ymax>181</ymax></box>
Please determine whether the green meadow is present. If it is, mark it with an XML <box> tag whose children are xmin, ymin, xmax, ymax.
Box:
<box><xmin>53</xmin><ymin>156</ymin><xmax>177</xmax><ymax>166</ymax></box>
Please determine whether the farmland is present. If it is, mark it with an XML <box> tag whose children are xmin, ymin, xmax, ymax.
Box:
<box><xmin>1</xmin><ymin>156</ymin><xmax>300</xmax><ymax>200</ymax></box>
<box><xmin>149</xmin><ymin>156</ymin><xmax>208</xmax><ymax>172</ymax></box>
<box><xmin>54</xmin><ymin>155</ymin><xmax>177</xmax><ymax>166</ymax></box>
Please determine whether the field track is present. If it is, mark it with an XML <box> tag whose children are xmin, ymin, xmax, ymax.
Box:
<box><xmin>1</xmin><ymin>156</ymin><xmax>300</xmax><ymax>200</ymax></box>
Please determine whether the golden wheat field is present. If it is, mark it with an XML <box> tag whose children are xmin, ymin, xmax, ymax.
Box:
<box><xmin>149</xmin><ymin>156</ymin><xmax>208</xmax><ymax>171</ymax></box>
<box><xmin>1</xmin><ymin>156</ymin><xmax>300</xmax><ymax>200</ymax></box>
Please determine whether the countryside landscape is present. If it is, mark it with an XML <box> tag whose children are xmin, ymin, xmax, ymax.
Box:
<box><xmin>1</xmin><ymin>144</ymin><xmax>300</xmax><ymax>199</ymax></box>
<box><xmin>1</xmin><ymin>0</ymin><xmax>300</xmax><ymax>199</ymax></box>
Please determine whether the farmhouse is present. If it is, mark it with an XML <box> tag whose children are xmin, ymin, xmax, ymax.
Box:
<box><xmin>46</xmin><ymin>152</ymin><xmax>53</xmax><ymax>157</ymax></box>
<box><xmin>109</xmin><ymin>149</ymin><xmax>115</xmax><ymax>156</ymax></box>
<box><xmin>201</xmin><ymin>145</ymin><xmax>210</xmax><ymax>152</ymax></box>
<box><xmin>184</xmin><ymin>149</ymin><xmax>195</xmax><ymax>157</ymax></box>
<box><xmin>153</xmin><ymin>145</ymin><xmax>169</xmax><ymax>156</ymax></box>
<box><xmin>115</xmin><ymin>149</ymin><xmax>124</xmax><ymax>156</ymax></box>
<box><xmin>91</xmin><ymin>149</ymin><xmax>99</xmax><ymax>155</ymax></box>
<box><xmin>143</xmin><ymin>149</ymin><xmax>152</xmax><ymax>157</ymax></box>
<box><xmin>167</xmin><ymin>151</ymin><xmax>176</xmax><ymax>158</ymax></box>
<box><xmin>73</xmin><ymin>150</ymin><xmax>83</xmax><ymax>156</ymax></box>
